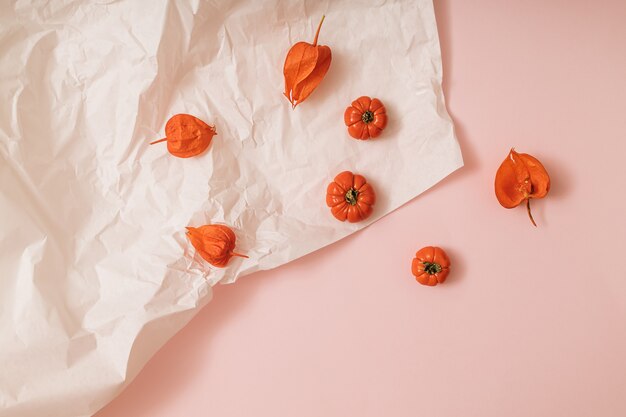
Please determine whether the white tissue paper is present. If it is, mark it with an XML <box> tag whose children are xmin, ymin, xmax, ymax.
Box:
<box><xmin>0</xmin><ymin>0</ymin><xmax>462</xmax><ymax>415</ymax></box>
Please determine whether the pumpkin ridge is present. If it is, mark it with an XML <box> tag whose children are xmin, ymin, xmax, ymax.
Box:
<box><xmin>333</xmin><ymin>180</ymin><xmax>347</xmax><ymax>194</ymax></box>
<box><xmin>347</xmin><ymin>117</ymin><xmax>362</xmax><ymax>127</ymax></box>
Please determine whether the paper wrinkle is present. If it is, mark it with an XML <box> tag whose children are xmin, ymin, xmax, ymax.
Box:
<box><xmin>0</xmin><ymin>1</ymin><xmax>461</xmax><ymax>416</ymax></box>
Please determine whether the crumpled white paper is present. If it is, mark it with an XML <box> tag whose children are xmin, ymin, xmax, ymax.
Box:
<box><xmin>0</xmin><ymin>0</ymin><xmax>462</xmax><ymax>416</ymax></box>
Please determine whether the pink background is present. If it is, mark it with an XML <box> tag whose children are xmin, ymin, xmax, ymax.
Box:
<box><xmin>96</xmin><ymin>1</ymin><xmax>626</xmax><ymax>416</ymax></box>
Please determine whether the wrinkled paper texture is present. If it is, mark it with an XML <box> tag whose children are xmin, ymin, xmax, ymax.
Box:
<box><xmin>0</xmin><ymin>0</ymin><xmax>462</xmax><ymax>416</ymax></box>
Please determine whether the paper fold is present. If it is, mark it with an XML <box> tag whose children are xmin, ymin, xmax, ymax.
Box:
<box><xmin>0</xmin><ymin>1</ymin><xmax>461</xmax><ymax>415</ymax></box>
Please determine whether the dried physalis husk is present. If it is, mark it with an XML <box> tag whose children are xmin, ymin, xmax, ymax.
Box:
<box><xmin>186</xmin><ymin>224</ymin><xmax>248</xmax><ymax>268</ymax></box>
<box><xmin>283</xmin><ymin>16</ymin><xmax>332</xmax><ymax>109</ymax></box>
<box><xmin>495</xmin><ymin>148</ymin><xmax>550</xmax><ymax>226</ymax></box>
<box><xmin>150</xmin><ymin>114</ymin><xmax>216</xmax><ymax>158</ymax></box>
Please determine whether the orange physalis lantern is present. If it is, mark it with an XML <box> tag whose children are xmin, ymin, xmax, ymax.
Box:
<box><xmin>186</xmin><ymin>225</ymin><xmax>248</xmax><ymax>268</ymax></box>
<box><xmin>283</xmin><ymin>16</ymin><xmax>332</xmax><ymax>109</ymax></box>
<box><xmin>150</xmin><ymin>114</ymin><xmax>216</xmax><ymax>158</ymax></box>
<box><xmin>495</xmin><ymin>148</ymin><xmax>550</xmax><ymax>226</ymax></box>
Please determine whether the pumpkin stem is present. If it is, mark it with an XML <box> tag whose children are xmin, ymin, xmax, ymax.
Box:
<box><xmin>526</xmin><ymin>199</ymin><xmax>537</xmax><ymax>227</ymax></box>
<box><xmin>230</xmin><ymin>252</ymin><xmax>249</xmax><ymax>259</ymax></box>
<box><xmin>313</xmin><ymin>15</ymin><xmax>325</xmax><ymax>46</ymax></box>
<box><xmin>423</xmin><ymin>262</ymin><xmax>442</xmax><ymax>275</ymax></box>
<box><xmin>345</xmin><ymin>188</ymin><xmax>359</xmax><ymax>206</ymax></box>
<box><xmin>361</xmin><ymin>110</ymin><xmax>374</xmax><ymax>124</ymax></box>
<box><xmin>150</xmin><ymin>138</ymin><xmax>167</xmax><ymax>145</ymax></box>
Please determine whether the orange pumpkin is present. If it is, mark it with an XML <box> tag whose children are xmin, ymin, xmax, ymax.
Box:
<box><xmin>411</xmin><ymin>246</ymin><xmax>450</xmax><ymax>286</ymax></box>
<box><xmin>326</xmin><ymin>171</ymin><xmax>375</xmax><ymax>223</ymax></box>
<box><xmin>186</xmin><ymin>224</ymin><xmax>247</xmax><ymax>268</ymax></box>
<box><xmin>150</xmin><ymin>114</ymin><xmax>216</xmax><ymax>158</ymax></box>
<box><xmin>344</xmin><ymin>96</ymin><xmax>387</xmax><ymax>140</ymax></box>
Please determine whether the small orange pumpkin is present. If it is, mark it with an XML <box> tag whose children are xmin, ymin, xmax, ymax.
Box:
<box><xmin>411</xmin><ymin>246</ymin><xmax>450</xmax><ymax>286</ymax></box>
<box><xmin>326</xmin><ymin>171</ymin><xmax>376</xmax><ymax>223</ymax></box>
<box><xmin>186</xmin><ymin>224</ymin><xmax>248</xmax><ymax>268</ymax></box>
<box><xmin>344</xmin><ymin>96</ymin><xmax>387</xmax><ymax>140</ymax></box>
<box><xmin>150</xmin><ymin>114</ymin><xmax>216</xmax><ymax>158</ymax></box>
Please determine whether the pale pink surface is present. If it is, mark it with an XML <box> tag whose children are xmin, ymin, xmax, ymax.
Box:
<box><xmin>96</xmin><ymin>1</ymin><xmax>626</xmax><ymax>416</ymax></box>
